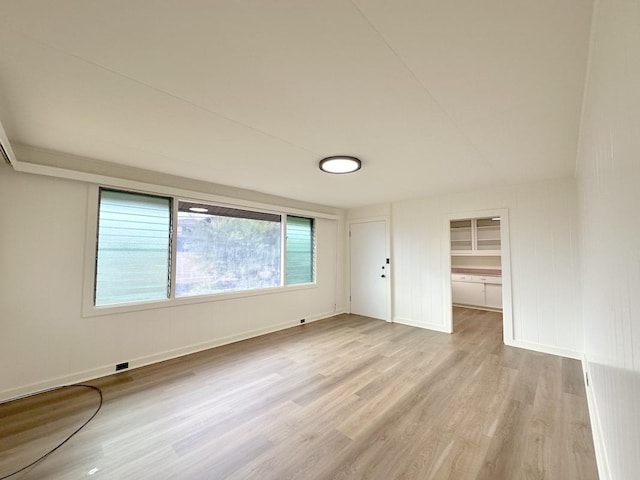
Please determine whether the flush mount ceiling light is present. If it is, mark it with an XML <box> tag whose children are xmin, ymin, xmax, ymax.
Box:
<box><xmin>319</xmin><ymin>156</ymin><xmax>362</xmax><ymax>174</ymax></box>
<box><xmin>189</xmin><ymin>207</ymin><xmax>209</xmax><ymax>213</ymax></box>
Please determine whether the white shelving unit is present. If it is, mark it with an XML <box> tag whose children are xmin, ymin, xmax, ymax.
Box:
<box><xmin>450</xmin><ymin>217</ymin><xmax>501</xmax><ymax>255</ymax></box>
<box><xmin>450</xmin><ymin>219</ymin><xmax>473</xmax><ymax>251</ymax></box>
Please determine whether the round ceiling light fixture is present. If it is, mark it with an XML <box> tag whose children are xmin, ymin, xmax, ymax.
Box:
<box><xmin>319</xmin><ymin>155</ymin><xmax>362</xmax><ymax>174</ymax></box>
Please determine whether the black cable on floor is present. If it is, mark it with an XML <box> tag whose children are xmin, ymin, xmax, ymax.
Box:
<box><xmin>0</xmin><ymin>384</ymin><xmax>103</xmax><ymax>480</ymax></box>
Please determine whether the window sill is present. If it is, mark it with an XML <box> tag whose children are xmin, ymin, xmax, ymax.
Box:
<box><xmin>82</xmin><ymin>283</ymin><xmax>317</xmax><ymax>318</ymax></box>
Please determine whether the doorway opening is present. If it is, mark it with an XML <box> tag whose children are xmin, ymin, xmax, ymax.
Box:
<box><xmin>444</xmin><ymin>210</ymin><xmax>513</xmax><ymax>344</ymax></box>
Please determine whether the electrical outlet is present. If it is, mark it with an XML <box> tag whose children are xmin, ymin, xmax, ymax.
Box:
<box><xmin>116</xmin><ymin>362</ymin><xmax>129</xmax><ymax>371</ymax></box>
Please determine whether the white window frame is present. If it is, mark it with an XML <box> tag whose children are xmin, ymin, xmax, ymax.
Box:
<box><xmin>82</xmin><ymin>184</ymin><xmax>327</xmax><ymax>317</ymax></box>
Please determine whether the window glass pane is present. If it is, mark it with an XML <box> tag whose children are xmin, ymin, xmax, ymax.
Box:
<box><xmin>176</xmin><ymin>203</ymin><xmax>281</xmax><ymax>296</ymax></box>
<box><xmin>95</xmin><ymin>189</ymin><xmax>171</xmax><ymax>306</ymax></box>
<box><xmin>286</xmin><ymin>216</ymin><xmax>315</xmax><ymax>285</ymax></box>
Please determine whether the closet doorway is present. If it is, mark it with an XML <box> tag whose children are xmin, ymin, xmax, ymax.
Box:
<box><xmin>443</xmin><ymin>210</ymin><xmax>513</xmax><ymax>344</ymax></box>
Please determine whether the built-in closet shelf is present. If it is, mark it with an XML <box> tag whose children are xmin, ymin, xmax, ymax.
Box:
<box><xmin>451</xmin><ymin>268</ymin><xmax>502</xmax><ymax>276</ymax></box>
<box><xmin>451</xmin><ymin>250</ymin><xmax>502</xmax><ymax>257</ymax></box>
<box><xmin>450</xmin><ymin>217</ymin><xmax>501</xmax><ymax>255</ymax></box>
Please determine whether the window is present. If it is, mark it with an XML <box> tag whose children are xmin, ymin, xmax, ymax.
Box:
<box><xmin>176</xmin><ymin>202</ymin><xmax>282</xmax><ymax>297</ymax></box>
<box><xmin>90</xmin><ymin>190</ymin><xmax>318</xmax><ymax>311</ymax></box>
<box><xmin>286</xmin><ymin>216</ymin><xmax>315</xmax><ymax>285</ymax></box>
<box><xmin>95</xmin><ymin>189</ymin><xmax>171</xmax><ymax>306</ymax></box>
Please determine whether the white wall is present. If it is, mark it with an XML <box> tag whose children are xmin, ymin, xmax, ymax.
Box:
<box><xmin>389</xmin><ymin>178</ymin><xmax>582</xmax><ymax>357</ymax></box>
<box><xmin>347</xmin><ymin>203</ymin><xmax>391</xmax><ymax>220</ymax></box>
<box><xmin>0</xmin><ymin>165</ymin><xmax>345</xmax><ymax>401</ymax></box>
<box><xmin>575</xmin><ymin>0</ymin><xmax>640</xmax><ymax>478</ymax></box>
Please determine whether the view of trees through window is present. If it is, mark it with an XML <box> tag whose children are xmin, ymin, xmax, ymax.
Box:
<box><xmin>176</xmin><ymin>204</ymin><xmax>282</xmax><ymax>296</ymax></box>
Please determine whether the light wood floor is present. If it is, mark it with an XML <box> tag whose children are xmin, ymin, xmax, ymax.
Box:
<box><xmin>0</xmin><ymin>308</ymin><xmax>598</xmax><ymax>479</ymax></box>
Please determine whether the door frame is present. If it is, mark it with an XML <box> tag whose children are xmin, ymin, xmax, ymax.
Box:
<box><xmin>348</xmin><ymin>216</ymin><xmax>392</xmax><ymax>322</ymax></box>
<box><xmin>442</xmin><ymin>208</ymin><xmax>514</xmax><ymax>345</ymax></box>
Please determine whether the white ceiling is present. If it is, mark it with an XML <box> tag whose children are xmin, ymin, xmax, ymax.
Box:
<box><xmin>0</xmin><ymin>0</ymin><xmax>593</xmax><ymax>208</ymax></box>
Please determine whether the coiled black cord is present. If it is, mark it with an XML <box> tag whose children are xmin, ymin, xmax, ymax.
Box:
<box><xmin>0</xmin><ymin>384</ymin><xmax>103</xmax><ymax>479</ymax></box>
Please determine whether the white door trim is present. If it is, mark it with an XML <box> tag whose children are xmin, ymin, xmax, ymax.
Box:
<box><xmin>442</xmin><ymin>208</ymin><xmax>514</xmax><ymax>345</ymax></box>
<box><xmin>348</xmin><ymin>216</ymin><xmax>392</xmax><ymax>322</ymax></box>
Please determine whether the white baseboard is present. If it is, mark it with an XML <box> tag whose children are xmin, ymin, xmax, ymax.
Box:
<box><xmin>452</xmin><ymin>303</ymin><xmax>502</xmax><ymax>313</ymax></box>
<box><xmin>393</xmin><ymin>316</ymin><xmax>581</xmax><ymax>360</ymax></box>
<box><xmin>506</xmin><ymin>339</ymin><xmax>582</xmax><ymax>360</ymax></box>
<box><xmin>581</xmin><ymin>356</ymin><xmax>611</xmax><ymax>480</ymax></box>
<box><xmin>0</xmin><ymin>310</ymin><xmax>341</xmax><ymax>403</ymax></box>
<box><xmin>393</xmin><ymin>316</ymin><xmax>451</xmax><ymax>333</ymax></box>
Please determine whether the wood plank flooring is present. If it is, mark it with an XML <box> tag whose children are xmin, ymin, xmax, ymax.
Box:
<box><xmin>0</xmin><ymin>308</ymin><xmax>599</xmax><ymax>479</ymax></box>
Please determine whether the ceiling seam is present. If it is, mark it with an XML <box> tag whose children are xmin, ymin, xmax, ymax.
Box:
<box><xmin>573</xmin><ymin>0</ymin><xmax>601</xmax><ymax>179</ymax></box>
<box><xmin>3</xmin><ymin>24</ymin><xmax>321</xmax><ymax>159</ymax></box>
<box><xmin>347</xmin><ymin>0</ymin><xmax>508</xmax><ymax>184</ymax></box>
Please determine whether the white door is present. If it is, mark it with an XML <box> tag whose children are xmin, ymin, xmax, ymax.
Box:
<box><xmin>350</xmin><ymin>221</ymin><xmax>389</xmax><ymax>320</ymax></box>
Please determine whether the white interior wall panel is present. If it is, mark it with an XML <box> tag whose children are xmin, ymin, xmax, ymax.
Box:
<box><xmin>0</xmin><ymin>165</ymin><xmax>343</xmax><ymax>401</ymax></box>
<box><xmin>388</xmin><ymin>178</ymin><xmax>582</xmax><ymax>357</ymax></box>
<box><xmin>575</xmin><ymin>1</ymin><xmax>640</xmax><ymax>478</ymax></box>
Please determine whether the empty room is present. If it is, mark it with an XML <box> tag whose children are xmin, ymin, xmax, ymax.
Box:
<box><xmin>0</xmin><ymin>1</ymin><xmax>638</xmax><ymax>479</ymax></box>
